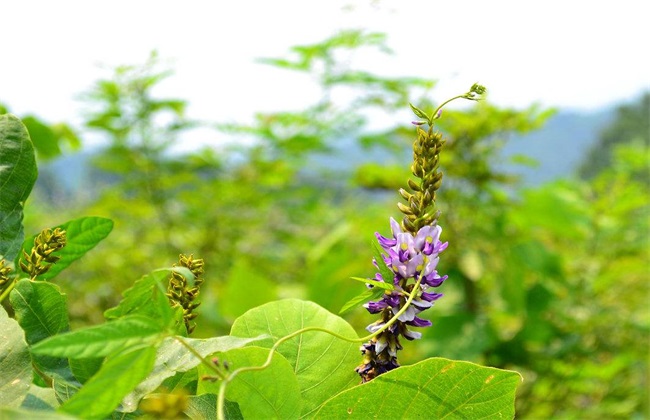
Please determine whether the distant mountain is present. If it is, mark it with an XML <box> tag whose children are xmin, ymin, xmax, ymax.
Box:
<box><xmin>35</xmin><ymin>106</ymin><xmax>614</xmax><ymax>200</ymax></box>
<box><xmin>500</xmin><ymin>108</ymin><xmax>613</xmax><ymax>186</ymax></box>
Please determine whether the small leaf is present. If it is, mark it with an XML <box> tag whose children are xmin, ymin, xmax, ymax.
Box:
<box><xmin>372</xmin><ymin>242</ymin><xmax>396</xmax><ymax>286</ymax></box>
<box><xmin>315</xmin><ymin>357</ymin><xmax>522</xmax><ymax>419</ymax></box>
<box><xmin>197</xmin><ymin>346</ymin><xmax>301</xmax><ymax>419</ymax></box>
<box><xmin>59</xmin><ymin>345</ymin><xmax>157</xmax><ymax>418</ymax></box>
<box><xmin>338</xmin><ymin>287</ymin><xmax>384</xmax><ymax>316</ymax></box>
<box><xmin>121</xmin><ymin>335</ymin><xmax>268</xmax><ymax>412</ymax></box>
<box><xmin>230</xmin><ymin>299</ymin><xmax>359</xmax><ymax>417</ymax></box>
<box><xmin>349</xmin><ymin>276</ymin><xmax>394</xmax><ymax>291</ymax></box>
<box><xmin>0</xmin><ymin>305</ymin><xmax>31</xmax><ymax>407</ymax></box>
<box><xmin>409</xmin><ymin>103</ymin><xmax>429</xmax><ymax>120</ymax></box>
<box><xmin>10</xmin><ymin>279</ymin><xmax>72</xmax><ymax>380</ymax></box>
<box><xmin>30</xmin><ymin>315</ymin><xmax>163</xmax><ymax>358</ymax></box>
<box><xmin>104</xmin><ymin>267</ymin><xmax>191</xmax><ymax>325</ymax></box>
<box><xmin>17</xmin><ymin>216</ymin><xmax>113</xmax><ymax>281</ymax></box>
<box><xmin>0</xmin><ymin>114</ymin><xmax>37</xmax><ymax>261</ymax></box>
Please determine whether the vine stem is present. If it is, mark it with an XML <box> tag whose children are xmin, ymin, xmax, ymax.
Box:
<box><xmin>215</xmin><ymin>275</ymin><xmax>424</xmax><ymax>420</ymax></box>
<box><xmin>0</xmin><ymin>279</ymin><xmax>17</xmax><ymax>303</ymax></box>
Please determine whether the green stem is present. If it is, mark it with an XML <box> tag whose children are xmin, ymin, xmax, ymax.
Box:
<box><xmin>173</xmin><ymin>336</ymin><xmax>225</xmax><ymax>380</ymax></box>
<box><xmin>0</xmin><ymin>278</ymin><xmax>17</xmax><ymax>303</ymax></box>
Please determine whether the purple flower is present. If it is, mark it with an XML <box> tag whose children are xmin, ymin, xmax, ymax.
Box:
<box><xmin>356</xmin><ymin>217</ymin><xmax>449</xmax><ymax>382</ymax></box>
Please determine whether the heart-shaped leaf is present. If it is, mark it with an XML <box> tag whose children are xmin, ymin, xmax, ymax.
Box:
<box><xmin>315</xmin><ymin>357</ymin><xmax>521</xmax><ymax>419</ymax></box>
<box><xmin>230</xmin><ymin>299</ymin><xmax>360</xmax><ymax>417</ymax></box>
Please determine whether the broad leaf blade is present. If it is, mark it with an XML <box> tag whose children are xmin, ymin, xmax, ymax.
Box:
<box><xmin>197</xmin><ymin>346</ymin><xmax>301</xmax><ymax>420</ymax></box>
<box><xmin>230</xmin><ymin>299</ymin><xmax>360</xmax><ymax>417</ymax></box>
<box><xmin>18</xmin><ymin>216</ymin><xmax>113</xmax><ymax>281</ymax></box>
<box><xmin>59</xmin><ymin>345</ymin><xmax>157</xmax><ymax>418</ymax></box>
<box><xmin>314</xmin><ymin>357</ymin><xmax>521</xmax><ymax>419</ymax></box>
<box><xmin>9</xmin><ymin>279</ymin><xmax>72</xmax><ymax>380</ymax></box>
<box><xmin>0</xmin><ymin>305</ymin><xmax>32</xmax><ymax>407</ymax></box>
<box><xmin>185</xmin><ymin>394</ymin><xmax>244</xmax><ymax>420</ymax></box>
<box><xmin>0</xmin><ymin>114</ymin><xmax>37</xmax><ymax>261</ymax></box>
<box><xmin>121</xmin><ymin>335</ymin><xmax>268</xmax><ymax>412</ymax></box>
<box><xmin>30</xmin><ymin>315</ymin><xmax>163</xmax><ymax>358</ymax></box>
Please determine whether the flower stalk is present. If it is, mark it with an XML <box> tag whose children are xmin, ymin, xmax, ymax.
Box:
<box><xmin>355</xmin><ymin>84</ymin><xmax>486</xmax><ymax>382</ymax></box>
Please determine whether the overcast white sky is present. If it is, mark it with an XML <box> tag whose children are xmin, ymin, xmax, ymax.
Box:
<box><xmin>1</xmin><ymin>0</ymin><xmax>648</xmax><ymax>140</ymax></box>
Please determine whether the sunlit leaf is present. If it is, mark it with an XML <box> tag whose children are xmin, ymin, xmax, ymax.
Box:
<box><xmin>338</xmin><ymin>287</ymin><xmax>384</xmax><ymax>316</ymax></box>
<box><xmin>197</xmin><ymin>346</ymin><xmax>301</xmax><ymax>419</ymax></box>
<box><xmin>315</xmin><ymin>357</ymin><xmax>521</xmax><ymax>419</ymax></box>
<box><xmin>121</xmin><ymin>335</ymin><xmax>268</xmax><ymax>412</ymax></box>
<box><xmin>230</xmin><ymin>299</ymin><xmax>360</xmax><ymax>417</ymax></box>
<box><xmin>0</xmin><ymin>306</ymin><xmax>31</xmax><ymax>407</ymax></box>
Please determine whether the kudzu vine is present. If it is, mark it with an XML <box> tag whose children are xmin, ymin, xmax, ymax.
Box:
<box><xmin>0</xmin><ymin>86</ymin><xmax>522</xmax><ymax>419</ymax></box>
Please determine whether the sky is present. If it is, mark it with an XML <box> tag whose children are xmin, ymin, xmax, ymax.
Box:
<box><xmin>1</xmin><ymin>0</ymin><xmax>648</xmax><ymax>145</ymax></box>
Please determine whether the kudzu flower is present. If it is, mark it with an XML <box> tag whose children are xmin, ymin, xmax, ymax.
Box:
<box><xmin>355</xmin><ymin>218</ymin><xmax>448</xmax><ymax>382</ymax></box>
<box><xmin>355</xmin><ymin>84</ymin><xmax>484</xmax><ymax>383</ymax></box>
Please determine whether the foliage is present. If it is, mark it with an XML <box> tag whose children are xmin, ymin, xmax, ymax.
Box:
<box><xmin>578</xmin><ymin>92</ymin><xmax>649</xmax><ymax>181</ymax></box>
<box><xmin>3</xmin><ymin>28</ymin><xmax>648</xmax><ymax>419</ymax></box>
<box><xmin>1</xmin><ymin>96</ymin><xmax>520</xmax><ymax>416</ymax></box>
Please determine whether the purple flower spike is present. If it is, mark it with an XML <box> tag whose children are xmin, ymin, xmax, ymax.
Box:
<box><xmin>356</xmin><ymin>217</ymin><xmax>449</xmax><ymax>383</ymax></box>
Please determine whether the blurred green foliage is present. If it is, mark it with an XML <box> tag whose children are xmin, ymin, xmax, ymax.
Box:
<box><xmin>18</xmin><ymin>30</ymin><xmax>649</xmax><ymax>418</ymax></box>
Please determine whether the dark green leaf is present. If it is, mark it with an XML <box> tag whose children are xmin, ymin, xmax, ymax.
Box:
<box><xmin>0</xmin><ymin>114</ymin><xmax>37</xmax><ymax>261</ymax></box>
<box><xmin>121</xmin><ymin>335</ymin><xmax>268</xmax><ymax>412</ymax></box>
<box><xmin>230</xmin><ymin>299</ymin><xmax>359</xmax><ymax>417</ymax></box>
<box><xmin>30</xmin><ymin>315</ymin><xmax>163</xmax><ymax>358</ymax></box>
<box><xmin>17</xmin><ymin>216</ymin><xmax>113</xmax><ymax>281</ymax></box>
<box><xmin>9</xmin><ymin>279</ymin><xmax>72</xmax><ymax>380</ymax></box>
<box><xmin>20</xmin><ymin>385</ymin><xmax>59</xmax><ymax>410</ymax></box>
<box><xmin>59</xmin><ymin>345</ymin><xmax>157</xmax><ymax>418</ymax></box>
<box><xmin>0</xmin><ymin>305</ymin><xmax>32</xmax><ymax>407</ymax></box>
<box><xmin>197</xmin><ymin>346</ymin><xmax>301</xmax><ymax>419</ymax></box>
<box><xmin>69</xmin><ymin>357</ymin><xmax>103</xmax><ymax>384</ymax></box>
<box><xmin>52</xmin><ymin>375</ymin><xmax>80</xmax><ymax>404</ymax></box>
<box><xmin>315</xmin><ymin>357</ymin><xmax>521</xmax><ymax>419</ymax></box>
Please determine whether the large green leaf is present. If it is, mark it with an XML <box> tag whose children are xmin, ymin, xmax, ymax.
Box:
<box><xmin>121</xmin><ymin>335</ymin><xmax>268</xmax><ymax>412</ymax></box>
<box><xmin>30</xmin><ymin>315</ymin><xmax>163</xmax><ymax>358</ymax></box>
<box><xmin>314</xmin><ymin>358</ymin><xmax>521</xmax><ymax>419</ymax></box>
<box><xmin>0</xmin><ymin>114</ymin><xmax>37</xmax><ymax>261</ymax></box>
<box><xmin>197</xmin><ymin>346</ymin><xmax>301</xmax><ymax>419</ymax></box>
<box><xmin>230</xmin><ymin>299</ymin><xmax>360</xmax><ymax>417</ymax></box>
<box><xmin>17</xmin><ymin>216</ymin><xmax>113</xmax><ymax>281</ymax></box>
<box><xmin>0</xmin><ymin>305</ymin><xmax>32</xmax><ymax>407</ymax></box>
<box><xmin>9</xmin><ymin>279</ymin><xmax>72</xmax><ymax>380</ymax></box>
<box><xmin>59</xmin><ymin>345</ymin><xmax>157</xmax><ymax>418</ymax></box>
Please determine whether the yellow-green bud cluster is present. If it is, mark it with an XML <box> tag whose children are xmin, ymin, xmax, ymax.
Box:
<box><xmin>20</xmin><ymin>228</ymin><xmax>67</xmax><ymax>278</ymax></box>
<box><xmin>398</xmin><ymin>126</ymin><xmax>445</xmax><ymax>234</ymax></box>
<box><xmin>0</xmin><ymin>259</ymin><xmax>12</xmax><ymax>293</ymax></box>
<box><xmin>167</xmin><ymin>254</ymin><xmax>205</xmax><ymax>334</ymax></box>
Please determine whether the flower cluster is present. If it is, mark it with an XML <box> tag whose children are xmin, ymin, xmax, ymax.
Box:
<box><xmin>20</xmin><ymin>227</ymin><xmax>67</xmax><ymax>278</ymax></box>
<box><xmin>355</xmin><ymin>217</ymin><xmax>448</xmax><ymax>382</ymax></box>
